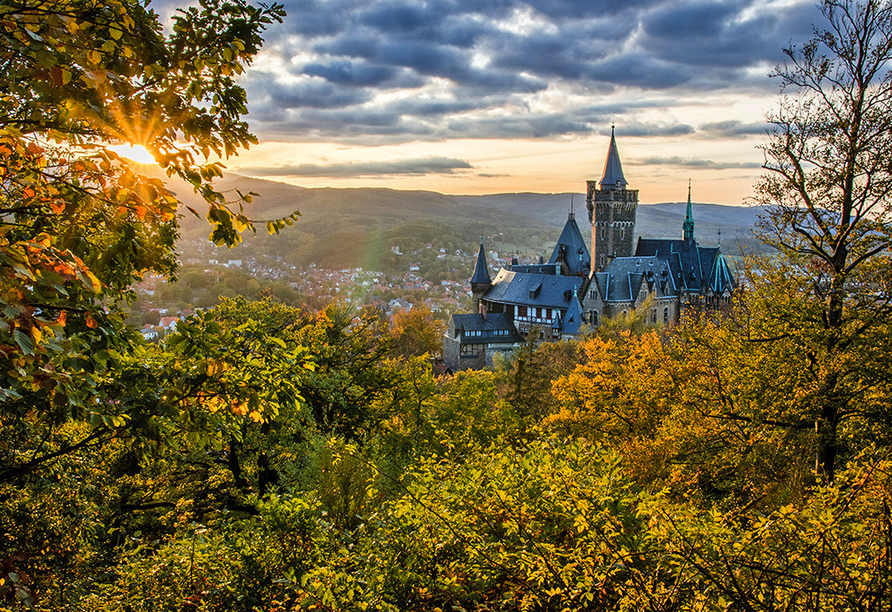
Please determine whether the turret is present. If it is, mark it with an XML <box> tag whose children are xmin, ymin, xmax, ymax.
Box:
<box><xmin>470</xmin><ymin>240</ymin><xmax>492</xmax><ymax>314</ymax></box>
<box><xmin>586</xmin><ymin>127</ymin><xmax>639</xmax><ymax>273</ymax></box>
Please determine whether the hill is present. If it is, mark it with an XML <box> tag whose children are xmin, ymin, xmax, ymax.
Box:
<box><xmin>166</xmin><ymin>173</ymin><xmax>768</xmax><ymax>270</ymax></box>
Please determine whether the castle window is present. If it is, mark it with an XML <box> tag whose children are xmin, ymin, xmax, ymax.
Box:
<box><xmin>592</xmin><ymin>310</ymin><xmax>599</xmax><ymax>326</ymax></box>
<box><xmin>600</xmin><ymin>227</ymin><xmax>606</xmax><ymax>240</ymax></box>
<box><xmin>518</xmin><ymin>305</ymin><xmax>527</xmax><ymax>317</ymax></box>
<box><xmin>663</xmin><ymin>307</ymin><xmax>669</xmax><ymax>323</ymax></box>
<box><xmin>620</xmin><ymin>228</ymin><xmax>625</xmax><ymax>239</ymax></box>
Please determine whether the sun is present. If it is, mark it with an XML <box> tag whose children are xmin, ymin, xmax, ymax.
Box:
<box><xmin>109</xmin><ymin>143</ymin><xmax>157</xmax><ymax>165</ymax></box>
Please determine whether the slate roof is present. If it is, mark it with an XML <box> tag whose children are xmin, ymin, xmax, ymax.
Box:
<box><xmin>560</xmin><ymin>294</ymin><xmax>586</xmax><ymax>334</ymax></box>
<box><xmin>484</xmin><ymin>269</ymin><xmax>586</xmax><ymax>309</ymax></box>
<box><xmin>548</xmin><ymin>214</ymin><xmax>591</xmax><ymax>276</ymax></box>
<box><xmin>592</xmin><ymin>256</ymin><xmax>676</xmax><ymax>303</ymax></box>
<box><xmin>635</xmin><ymin>238</ymin><xmax>733</xmax><ymax>294</ymax></box>
<box><xmin>599</xmin><ymin>127</ymin><xmax>628</xmax><ymax>190</ymax></box>
<box><xmin>449</xmin><ymin>313</ymin><xmax>523</xmax><ymax>344</ymax></box>
<box><xmin>470</xmin><ymin>242</ymin><xmax>491</xmax><ymax>286</ymax></box>
<box><xmin>510</xmin><ymin>263</ymin><xmax>559</xmax><ymax>275</ymax></box>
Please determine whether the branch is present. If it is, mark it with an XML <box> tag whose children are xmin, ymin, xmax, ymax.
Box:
<box><xmin>0</xmin><ymin>426</ymin><xmax>113</xmax><ymax>485</ymax></box>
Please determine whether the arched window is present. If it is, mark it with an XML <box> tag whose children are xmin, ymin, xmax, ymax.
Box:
<box><xmin>663</xmin><ymin>306</ymin><xmax>670</xmax><ymax>323</ymax></box>
<box><xmin>592</xmin><ymin>310</ymin><xmax>599</xmax><ymax>326</ymax></box>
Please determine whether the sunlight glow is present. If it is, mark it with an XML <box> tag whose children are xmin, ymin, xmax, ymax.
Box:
<box><xmin>110</xmin><ymin>144</ymin><xmax>157</xmax><ymax>165</ymax></box>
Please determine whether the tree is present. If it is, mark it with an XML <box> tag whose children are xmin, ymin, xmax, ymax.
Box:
<box><xmin>389</xmin><ymin>305</ymin><xmax>445</xmax><ymax>358</ymax></box>
<box><xmin>0</xmin><ymin>0</ymin><xmax>290</xmax><ymax>405</ymax></box>
<box><xmin>0</xmin><ymin>0</ymin><xmax>289</xmax><ymax>484</ymax></box>
<box><xmin>292</xmin><ymin>303</ymin><xmax>397</xmax><ymax>440</ymax></box>
<box><xmin>754</xmin><ymin>0</ymin><xmax>892</xmax><ymax>480</ymax></box>
<box><xmin>547</xmin><ymin>333</ymin><xmax>672</xmax><ymax>446</ymax></box>
<box><xmin>504</xmin><ymin>336</ymin><xmax>583</xmax><ymax>423</ymax></box>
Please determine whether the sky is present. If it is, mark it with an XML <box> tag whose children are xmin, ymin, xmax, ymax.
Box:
<box><xmin>160</xmin><ymin>0</ymin><xmax>822</xmax><ymax>204</ymax></box>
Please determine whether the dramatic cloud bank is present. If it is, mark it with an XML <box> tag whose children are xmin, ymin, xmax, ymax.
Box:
<box><xmin>154</xmin><ymin>0</ymin><xmax>819</xmax><ymax>200</ymax></box>
<box><xmin>231</xmin><ymin>0</ymin><xmax>816</xmax><ymax>143</ymax></box>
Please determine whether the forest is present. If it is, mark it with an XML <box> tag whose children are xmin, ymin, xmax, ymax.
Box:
<box><xmin>2</xmin><ymin>0</ymin><xmax>892</xmax><ymax>610</ymax></box>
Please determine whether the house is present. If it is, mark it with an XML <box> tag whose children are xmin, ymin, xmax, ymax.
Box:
<box><xmin>159</xmin><ymin>316</ymin><xmax>180</xmax><ymax>331</ymax></box>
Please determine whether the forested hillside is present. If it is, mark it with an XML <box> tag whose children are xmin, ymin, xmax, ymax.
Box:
<box><xmin>170</xmin><ymin>175</ymin><xmax>767</xmax><ymax>270</ymax></box>
<box><xmin>3</xmin><ymin>1</ymin><xmax>892</xmax><ymax>611</ymax></box>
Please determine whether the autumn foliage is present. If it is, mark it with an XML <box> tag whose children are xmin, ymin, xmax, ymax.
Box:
<box><xmin>5</xmin><ymin>0</ymin><xmax>892</xmax><ymax>610</ymax></box>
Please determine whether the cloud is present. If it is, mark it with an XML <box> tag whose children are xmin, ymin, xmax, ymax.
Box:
<box><xmin>235</xmin><ymin>0</ymin><xmax>819</xmax><ymax>143</ymax></box>
<box><xmin>302</xmin><ymin>61</ymin><xmax>409</xmax><ymax>88</ymax></box>
<box><xmin>631</xmin><ymin>156</ymin><xmax>762</xmax><ymax>169</ymax></box>
<box><xmin>446</xmin><ymin>114</ymin><xmax>596</xmax><ymax>139</ymax></box>
<box><xmin>639</xmin><ymin>0</ymin><xmax>824</xmax><ymax>69</ymax></box>
<box><xmin>260</xmin><ymin>76</ymin><xmax>372</xmax><ymax>109</ymax></box>
<box><xmin>613</xmin><ymin>123</ymin><xmax>696</xmax><ymax>138</ymax></box>
<box><xmin>235</xmin><ymin>157</ymin><xmax>474</xmax><ymax>178</ymax></box>
<box><xmin>699</xmin><ymin>120</ymin><xmax>768</xmax><ymax>138</ymax></box>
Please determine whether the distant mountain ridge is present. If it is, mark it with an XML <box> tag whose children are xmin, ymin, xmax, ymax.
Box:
<box><xmin>168</xmin><ymin>173</ymin><xmax>768</xmax><ymax>269</ymax></box>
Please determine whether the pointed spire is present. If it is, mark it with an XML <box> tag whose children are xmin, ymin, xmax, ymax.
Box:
<box><xmin>598</xmin><ymin>125</ymin><xmax>628</xmax><ymax>190</ymax></box>
<box><xmin>683</xmin><ymin>179</ymin><xmax>695</xmax><ymax>242</ymax></box>
<box><xmin>470</xmin><ymin>240</ymin><xmax>491</xmax><ymax>286</ymax></box>
<box><xmin>569</xmin><ymin>194</ymin><xmax>575</xmax><ymax>220</ymax></box>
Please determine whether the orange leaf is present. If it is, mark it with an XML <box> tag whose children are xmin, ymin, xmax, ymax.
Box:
<box><xmin>85</xmin><ymin>313</ymin><xmax>97</xmax><ymax>328</ymax></box>
<box><xmin>57</xmin><ymin>311</ymin><xmax>67</xmax><ymax>327</ymax></box>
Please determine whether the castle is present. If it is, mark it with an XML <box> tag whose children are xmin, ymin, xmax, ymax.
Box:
<box><xmin>443</xmin><ymin>130</ymin><xmax>736</xmax><ymax>371</ymax></box>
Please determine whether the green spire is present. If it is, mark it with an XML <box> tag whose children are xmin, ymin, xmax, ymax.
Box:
<box><xmin>683</xmin><ymin>179</ymin><xmax>694</xmax><ymax>242</ymax></box>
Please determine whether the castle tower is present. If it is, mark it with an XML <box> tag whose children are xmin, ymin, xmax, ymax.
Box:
<box><xmin>586</xmin><ymin>127</ymin><xmax>639</xmax><ymax>273</ymax></box>
<box><xmin>470</xmin><ymin>240</ymin><xmax>492</xmax><ymax>314</ymax></box>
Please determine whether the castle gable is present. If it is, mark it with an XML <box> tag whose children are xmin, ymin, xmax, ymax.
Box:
<box><xmin>547</xmin><ymin>215</ymin><xmax>591</xmax><ymax>276</ymax></box>
<box><xmin>594</xmin><ymin>256</ymin><xmax>669</xmax><ymax>303</ymax></box>
<box><xmin>636</xmin><ymin>238</ymin><xmax>732</xmax><ymax>295</ymax></box>
<box><xmin>560</xmin><ymin>295</ymin><xmax>585</xmax><ymax>335</ymax></box>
